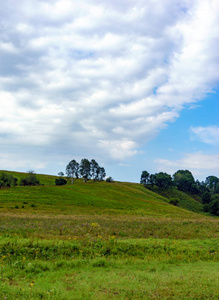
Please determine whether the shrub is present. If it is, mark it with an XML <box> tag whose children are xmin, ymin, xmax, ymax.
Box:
<box><xmin>169</xmin><ymin>198</ymin><xmax>179</xmax><ymax>206</ymax></box>
<box><xmin>55</xmin><ymin>177</ymin><xmax>67</xmax><ymax>186</ymax></box>
<box><xmin>202</xmin><ymin>191</ymin><xmax>211</xmax><ymax>204</ymax></box>
<box><xmin>20</xmin><ymin>171</ymin><xmax>40</xmax><ymax>186</ymax></box>
<box><xmin>106</xmin><ymin>177</ymin><xmax>114</xmax><ymax>183</ymax></box>
<box><xmin>209</xmin><ymin>195</ymin><xmax>219</xmax><ymax>216</ymax></box>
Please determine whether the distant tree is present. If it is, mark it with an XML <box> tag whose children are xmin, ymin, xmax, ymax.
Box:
<box><xmin>66</xmin><ymin>160</ymin><xmax>79</xmax><ymax>184</ymax></box>
<box><xmin>0</xmin><ymin>172</ymin><xmax>18</xmax><ymax>188</ymax></box>
<box><xmin>208</xmin><ymin>195</ymin><xmax>219</xmax><ymax>216</ymax></box>
<box><xmin>140</xmin><ymin>171</ymin><xmax>150</xmax><ymax>185</ymax></box>
<box><xmin>205</xmin><ymin>176</ymin><xmax>219</xmax><ymax>194</ymax></box>
<box><xmin>99</xmin><ymin>167</ymin><xmax>106</xmax><ymax>181</ymax></box>
<box><xmin>202</xmin><ymin>191</ymin><xmax>211</xmax><ymax>204</ymax></box>
<box><xmin>58</xmin><ymin>172</ymin><xmax>64</xmax><ymax>177</ymax></box>
<box><xmin>20</xmin><ymin>171</ymin><xmax>40</xmax><ymax>186</ymax></box>
<box><xmin>149</xmin><ymin>174</ymin><xmax>156</xmax><ymax>187</ymax></box>
<box><xmin>154</xmin><ymin>172</ymin><xmax>172</xmax><ymax>189</ymax></box>
<box><xmin>173</xmin><ymin>170</ymin><xmax>195</xmax><ymax>193</ymax></box>
<box><xmin>90</xmin><ymin>159</ymin><xmax>99</xmax><ymax>181</ymax></box>
<box><xmin>80</xmin><ymin>159</ymin><xmax>91</xmax><ymax>183</ymax></box>
<box><xmin>55</xmin><ymin>177</ymin><xmax>67</xmax><ymax>186</ymax></box>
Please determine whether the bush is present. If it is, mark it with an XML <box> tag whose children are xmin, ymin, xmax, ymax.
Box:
<box><xmin>0</xmin><ymin>172</ymin><xmax>18</xmax><ymax>188</ymax></box>
<box><xmin>55</xmin><ymin>177</ymin><xmax>67</xmax><ymax>186</ymax></box>
<box><xmin>106</xmin><ymin>177</ymin><xmax>114</xmax><ymax>183</ymax></box>
<box><xmin>169</xmin><ymin>198</ymin><xmax>179</xmax><ymax>206</ymax></box>
<box><xmin>20</xmin><ymin>171</ymin><xmax>40</xmax><ymax>186</ymax></box>
<box><xmin>202</xmin><ymin>191</ymin><xmax>211</xmax><ymax>204</ymax></box>
<box><xmin>209</xmin><ymin>196</ymin><xmax>219</xmax><ymax>216</ymax></box>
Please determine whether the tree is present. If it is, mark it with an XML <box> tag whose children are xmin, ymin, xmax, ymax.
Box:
<box><xmin>58</xmin><ymin>172</ymin><xmax>64</xmax><ymax>177</ymax></box>
<box><xmin>66</xmin><ymin>160</ymin><xmax>79</xmax><ymax>184</ymax></box>
<box><xmin>0</xmin><ymin>172</ymin><xmax>18</xmax><ymax>188</ymax></box>
<box><xmin>140</xmin><ymin>171</ymin><xmax>150</xmax><ymax>185</ymax></box>
<box><xmin>149</xmin><ymin>174</ymin><xmax>156</xmax><ymax>187</ymax></box>
<box><xmin>20</xmin><ymin>170</ymin><xmax>40</xmax><ymax>186</ymax></box>
<box><xmin>202</xmin><ymin>191</ymin><xmax>211</xmax><ymax>204</ymax></box>
<box><xmin>173</xmin><ymin>170</ymin><xmax>195</xmax><ymax>193</ymax></box>
<box><xmin>90</xmin><ymin>159</ymin><xmax>99</xmax><ymax>181</ymax></box>
<box><xmin>208</xmin><ymin>195</ymin><xmax>219</xmax><ymax>216</ymax></box>
<box><xmin>154</xmin><ymin>172</ymin><xmax>172</xmax><ymax>189</ymax></box>
<box><xmin>205</xmin><ymin>176</ymin><xmax>219</xmax><ymax>194</ymax></box>
<box><xmin>80</xmin><ymin>159</ymin><xmax>91</xmax><ymax>182</ymax></box>
<box><xmin>99</xmin><ymin>167</ymin><xmax>106</xmax><ymax>181</ymax></box>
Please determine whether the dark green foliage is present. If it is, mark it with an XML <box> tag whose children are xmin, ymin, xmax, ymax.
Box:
<box><xmin>173</xmin><ymin>170</ymin><xmax>195</xmax><ymax>193</ymax></box>
<box><xmin>66</xmin><ymin>159</ymin><xmax>79</xmax><ymax>184</ymax></box>
<box><xmin>169</xmin><ymin>198</ymin><xmax>179</xmax><ymax>206</ymax></box>
<box><xmin>80</xmin><ymin>158</ymin><xmax>91</xmax><ymax>182</ymax></box>
<box><xmin>99</xmin><ymin>167</ymin><xmax>106</xmax><ymax>181</ymax></box>
<box><xmin>20</xmin><ymin>171</ymin><xmax>40</xmax><ymax>186</ymax></box>
<box><xmin>154</xmin><ymin>172</ymin><xmax>172</xmax><ymax>189</ymax></box>
<box><xmin>205</xmin><ymin>176</ymin><xmax>219</xmax><ymax>194</ymax></box>
<box><xmin>202</xmin><ymin>191</ymin><xmax>211</xmax><ymax>204</ymax></box>
<box><xmin>208</xmin><ymin>195</ymin><xmax>219</xmax><ymax>216</ymax></box>
<box><xmin>90</xmin><ymin>159</ymin><xmax>99</xmax><ymax>180</ymax></box>
<box><xmin>55</xmin><ymin>177</ymin><xmax>67</xmax><ymax>186</ymax></box>
<box><xmin>149</xmin><ymin>174</ymin><xmax>156</xmax><ymax>187</ymax></box>
<box><xmin>140</xmin><ymin>171</ymin><xmax>149</xmax><ymax>185</ymax></box>
<box><xmin>0</xmin><ymin>172</ymin><xmax>18</xmax><ymax>188</ymax></box>
<box><xmin>106</xmin><ymin>176</ymin><xmax>114</xmax><ymax>183</ymax></box>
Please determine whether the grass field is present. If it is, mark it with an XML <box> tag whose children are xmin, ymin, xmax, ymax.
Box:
<box><xmin>0</xmin><ymin>171</ymin><xmax>219</xmax><ymax>299</ymax></box>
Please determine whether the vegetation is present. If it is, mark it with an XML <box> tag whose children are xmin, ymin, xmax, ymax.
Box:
<box><xmin>0</xmin><ymin>170</ymin><xmax>218</xmax><ymax>299</ymax></box>
<box><xmin>140</xmin><ymin>169</ymin><xmax>219</xmax><ymax>216</ymax></box>
<box><xmin>66</xmin><ymin>159</ymin><xmax>106</xmax><ymax>184</ymax></box>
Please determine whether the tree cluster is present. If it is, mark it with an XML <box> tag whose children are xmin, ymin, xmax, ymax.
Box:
<box><xmin>20</xmin><ymin>171</ymin><xmax>40</xmax><ymax>186</ymax></box>
<box><xmin>0</xmin><ymin>170</ymin><xmax>41</xmax><ymax>188</ymax></box>
<box><xmin>140</xmin><ymin>170</ymin><xmax>219</xmax><ymax>215</ymax></box>
<box><xmin>65</xmin><ymin>159</ymin><xmax>106</xmax><ymax>184</ymax></box>
<box><xmin>0</xmin><ymin>172</ymin><xmax>18</xmax><ymax>188</ymax></box>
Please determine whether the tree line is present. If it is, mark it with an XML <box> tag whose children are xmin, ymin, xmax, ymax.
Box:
<box><xmin>140</xmin><ymin>169</ymin><xmax>219</xmax><ymax>215</ymax></box>
<box><xmin>0</xmin><ymin>170</ymin><xmax>39</xmax><ymax>188</ymax></box>
<box><xmin>55</xmin><ymin>158</ymin><xmax>106</xmax><ymax>185</ymax></box>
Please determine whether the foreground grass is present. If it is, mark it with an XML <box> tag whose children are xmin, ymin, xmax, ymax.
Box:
<box><xmin>0</xmin><ymin>237</ymin><xmax>218</xmax><ymax>299</ymax></box>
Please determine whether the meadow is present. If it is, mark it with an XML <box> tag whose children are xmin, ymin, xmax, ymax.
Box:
<box><xmin>0</xmin><ymin>172</ymin><xmax>218</xmax><ymax>299</ymax></box>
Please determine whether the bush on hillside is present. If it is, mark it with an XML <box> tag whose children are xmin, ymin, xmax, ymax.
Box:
<box><xmin>208</xmin><ymin>195</ymin><xmax>219</xmax><ymax>216</ymax></box>
<box><xmin>55</xmin><ymin>177</ymin><xmax>67</xmax><ymax>186</ymax></box>
<box><xmin>169</xmin><ymin>198</ymin><xmax>179</xmax><ymax>206</ymax></box>
<box><xmin>0</xmin><ymin>172</ymin><xmax>18</xmax><ymax>188</ymax></box>
<box><xmin>20</xmin><ymin>171</ymin><xmax>40</xmax><ymax>186</ymax></box>
<box><xmin>106</xmin><ymin>177</ymin><xmax>114</xmax><ymax>183</ymax></box>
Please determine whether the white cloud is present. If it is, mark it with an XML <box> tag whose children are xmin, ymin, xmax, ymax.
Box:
<box><xmin>0</xmin><ymin>0</ymin><xmax>219</xmax><ymax>172</ymax></box>
<box><xmin>156</xmin><ymin>152</ymin><xmax>219</xmax><ymax>179</ymax></box>
<box><xmin>190</xmin><ymin>126</ymin><xmax>219</xmax><ymax>145</ymax></box>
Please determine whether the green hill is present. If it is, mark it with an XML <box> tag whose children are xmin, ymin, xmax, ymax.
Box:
<box><xmin>0</xmin><ymin>171</ymin><xmax>219</xmax><ymax>299</ymax></box>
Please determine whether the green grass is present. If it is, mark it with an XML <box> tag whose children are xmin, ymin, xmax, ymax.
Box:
<box><xmin>0</xmin><ymin>237</ymin><xmax>218</xmax><ymax>299</ymax></box>
<box><xmin>0</xmin><ymin>171</ymin><xmax>219</xmax><ymax>299</ymax></box>
<box><xmin>149</xmin><ymin>186</ymin><xmax>203</xmax><ymax>213</ymax></box>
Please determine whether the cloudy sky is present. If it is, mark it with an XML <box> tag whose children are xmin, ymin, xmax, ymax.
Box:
<box><xmin>0</xmin><ymin>0</ymin><xmax>219</xmax><ymax>182</ymax></box>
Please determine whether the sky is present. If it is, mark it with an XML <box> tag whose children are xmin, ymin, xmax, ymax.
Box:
<box><xmin>0</xmin><ymin>0</ymin><xmax>219</xmax><ymax>183</ymax></box>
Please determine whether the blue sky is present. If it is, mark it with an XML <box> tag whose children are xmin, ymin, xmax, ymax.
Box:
<box><xmin>0</xmin><ymin>0</ymin><xmax>218</xmax><ymax>182</ymax></box>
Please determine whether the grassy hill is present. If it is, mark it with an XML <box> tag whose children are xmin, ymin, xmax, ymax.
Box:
<box><xmin>0</xmin><ymin>170</ymin><xmax>204</xmax><ymax>217</ymax></box>
<box><xmin>0</xmin><ymin>170</ymin><xmax>219</xmax><ymax>299</ymax></box>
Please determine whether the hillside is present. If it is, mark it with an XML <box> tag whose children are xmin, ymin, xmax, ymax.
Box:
<box><xmin>0</xmin><ymin>171</ymin><xmax>219</xmax><ymax>299</ymax></box>
<box><xmin>0</xmin><ymin>170</ymin><xmax>203</xmax><ymax>217</ymax></box>
<box><xmin>0</xmin><ymin>170</ymin><xmax>204</xmax><ymax>215</ymax></box>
